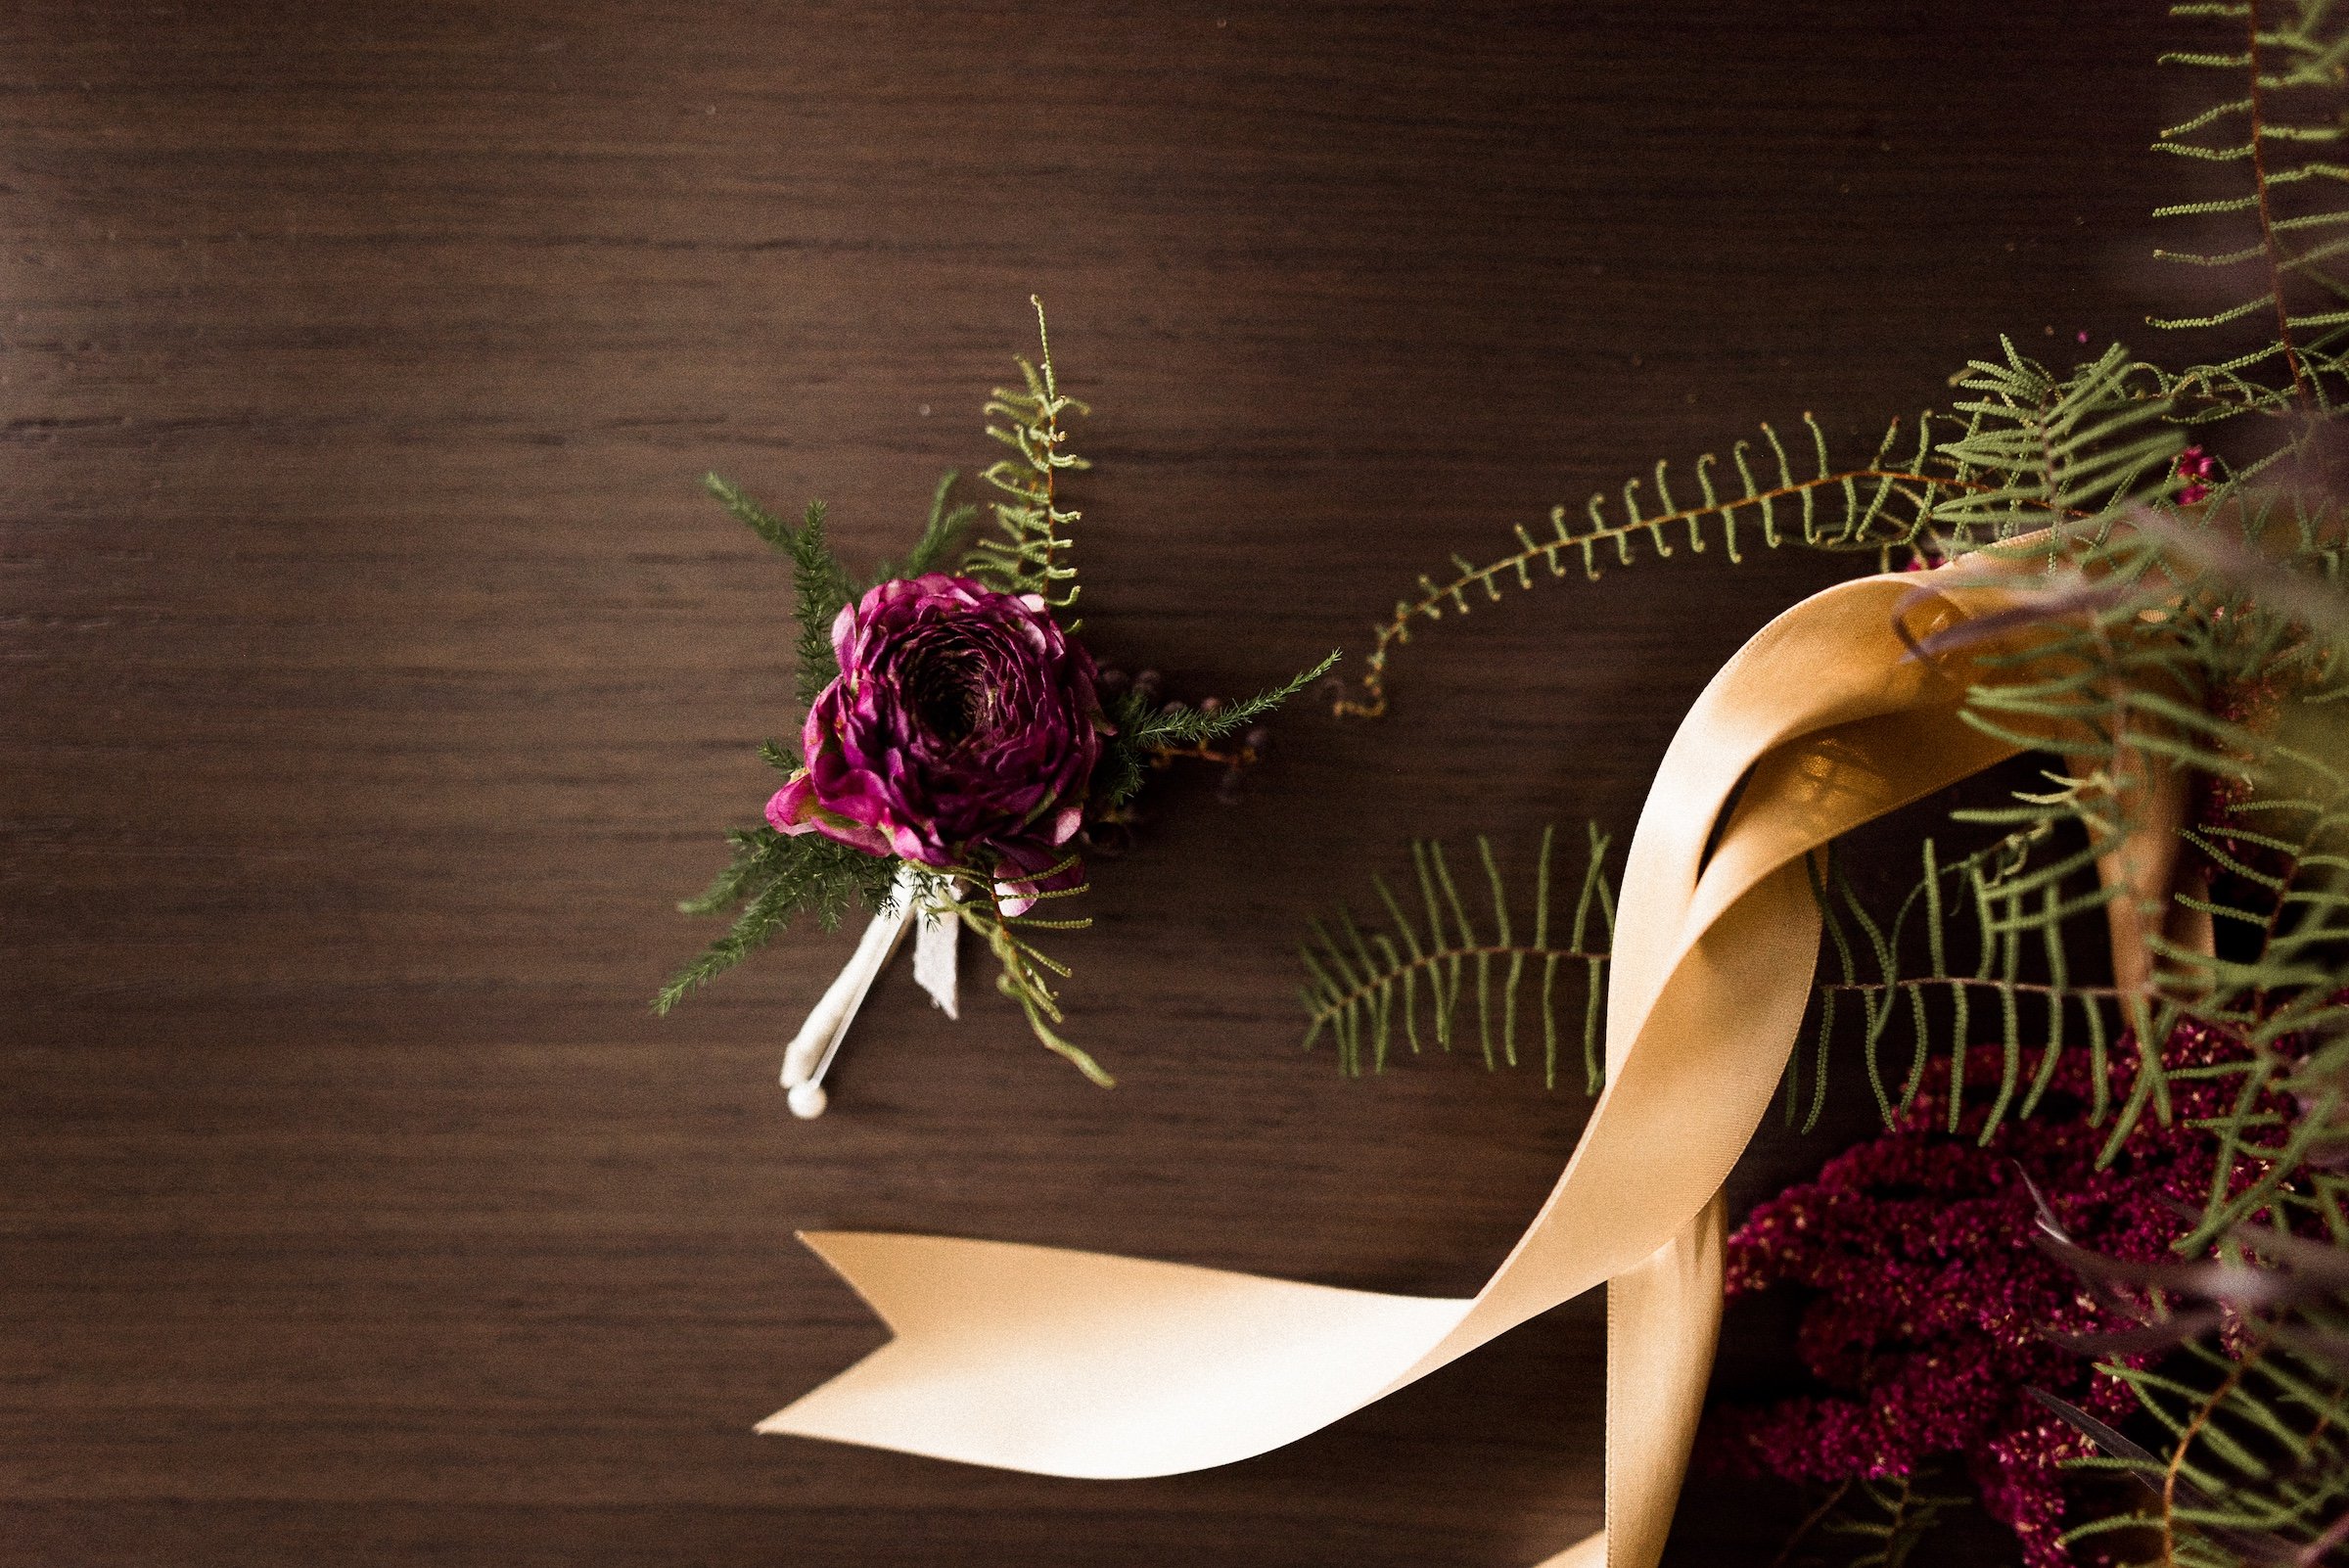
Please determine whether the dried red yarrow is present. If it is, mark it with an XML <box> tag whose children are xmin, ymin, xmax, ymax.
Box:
<box><xmin>2176</xmin><ymin>443</ymin><xmax>2219</xmax><ymax>505</ymax></box>
<box><xmin>1711</xmin><ymin>1018</ymin><xmax>2262</xmax><ymax>1568</ymax></box>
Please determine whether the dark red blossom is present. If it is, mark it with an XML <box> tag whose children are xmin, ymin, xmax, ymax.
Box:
<box><xmin>1714</xmin><ymin>1018</ymin><xmax>2263</xmax><ymax>1568</ymax></box>
<box><xmin>2176</xmin><ymin>443</ymin><xmax>2219</xmax><ymax>506</ymax></box>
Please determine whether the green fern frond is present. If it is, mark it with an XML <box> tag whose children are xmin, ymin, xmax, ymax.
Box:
<box><xmin>1930</xmin><ymin>342</ymin><xmax>2185</xmax><ymax>544</ymax></box>
<box><xmin>967</xmin><ymin>296</ymin><xmax>1089</xmax><ymax>613</ymax></box>
<box><xmin>1299</xmin><ymin>823</ymin><xmax>1615</xmax><ymax>1089</ymax></box>
<box><xmin>1811</xmin><ymin>831</ymin><xmax>2133</xmax><ymax>1142</ymax></box>
<box><xmin>950</xmin><ymin>858</ymin><xmax>1109</xmax><ymax>1085</ymax></box>
<box><xmin>2153</xmin><ymin>0</ymin><xmax>2349</xmax><ymax>409</ymax></box>
<box><xmin>2060</xmin><ymin>1264</ymin><xmax>2349</xmax><ymax>1564</ymax></box>
<box><xmin>1335</xmin><ymin>342</ymin><xmax>2190</xmax><ymax>717</ymax></box>
<box><xmin>1837</xmin><ymin>541</ymin><xmax>2349</xmax><ymax>1189</ymax></box>
<box><xmin>1819</xmin><ymin>1472</ymin><xmax>1973</xmax><ymax>1568</ymax></box>
<box><xmin>1332</xmin><ymin>412</ymin><xmax>1962</xmax><ymax>715</ymax></box>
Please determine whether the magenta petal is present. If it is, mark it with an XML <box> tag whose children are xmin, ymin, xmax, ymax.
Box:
<box><xmin>765</xmin><ymin>778</ymin><xmax>818</xmax><ymax>834</ymax></box>
<box><xmin>888</xmin><ymin>822</ymin><xmax>947</xmax><ymax>867</ymax></box>
<box><xmin>810</xmin><ymin>816</ymin><xmax>897</xmax><ymax>857</ymax></box>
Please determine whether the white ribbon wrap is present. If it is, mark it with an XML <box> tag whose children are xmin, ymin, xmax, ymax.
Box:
<box><xmin>780</xmin><ymin>867</ymin><xmax>959</xmax><ymax>1119</ymax></box>
<box><xmin>912</xmin><ymin>895</ymin><xmax>959</xmax><ymax>1020</ymax></box>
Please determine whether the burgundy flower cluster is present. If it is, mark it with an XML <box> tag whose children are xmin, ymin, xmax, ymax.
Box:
<box><xmin>1713</xmin><ymin>1018</ymin><xmax>2260</xmax><ymax>1568</ymax></box>
<box><xmin>2176</xmin><ymin>443</ymin><xmax>2219</xmax><ymax>506</ymax></box>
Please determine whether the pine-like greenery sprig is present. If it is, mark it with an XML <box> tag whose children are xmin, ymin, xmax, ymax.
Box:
<box><xmin>703</xmin><ymin>480</ymin><xmax>854</xmax><ymax>712</ymax></box>
<box><xmin>655</xmin><ymin>821</ymin><xmax>904</xmax><ymax>1016</ymax></box>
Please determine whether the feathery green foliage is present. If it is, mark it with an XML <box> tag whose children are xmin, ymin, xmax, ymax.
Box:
<box><xmin>1331</xmin><ymin>411</ymin><xmax>1952</xmax><ymax>716</ymax></box>
<box><xmin>1120</xmin><ymin>651</ymin><xmax>1344</xmax><ymax>752</ymax></box>
<box><xmin>1760</xmin><ymin>1471</ymin><xmax>1976</xmax><ymax>1568</ymax></box>
<box><xmin>2084</xmin><ymin>1330</ymin><xmax>2349</xmax><ymax>1566</ymax></box>
<box><xmin>1858</xmin><ymin>491</ymin><xmax>2349</xmax><ymax>1187</ymax></box>
<box><xmin>1298</xmin><ymin>824</ymin><xmax>1616</xmax><ymax>1089</ymax></box>
<box><xmin>1933</xmin><ymin>343</ymin><xmax>2186</xmax><ymax>541</ymax></box>
<box><xmin>870</xmin><ymin>469</ymin><xmax>982</xmax><ymax>585</ymax></box>
<box><xmin>1325</xmin><ymin>0</ymin><xmax>2349</xmax><ymax>722</ymax></box>
<box><xmin>1092</xmin><ymin>650</ymin><xmax>1344</xmax><ymax>811</ymax></box>
<box><xmin>704</xmin><ymin>480</ymin><xmax>855</xmax><ymax>711</ymax></box>
<box><xmin>1811</xmin><ymin>831</ymin><xmax>2135</xmax><ymax>1144</ymax></box>
<box><xmin>1822</xmin><ymin>1474</ymin><xmax>1973</xmax><ymax>1568</ymax></box>
<box><xmin>942</xmin><ymin>849</ymin><xmax>1113</xmax><ymax>1086</ymax></box>
<box><xmin>2148</xmin><ymin>0</ymin><xmax>2349</xmax><ymax>412</ymax></box>
<box><xmin>654</xmin><ymin>821</ymin><xmax>905</xmax><ymax>1015</ymax></box>
<box><xmin>1331</xmin><ymin>340</ymin><xmax>2197</xmax><ymax>717</ymax></box>
<box><xmin>1319</xmin><ymin>0</ymin><xmax>2349</xmax><ymax>1198</ymax></box>
<box><xmin>968</xmin><ymin>296</ymin><xmax>1088</xmax><ymax>613</ymax></box>
<box><xmin>2034</xmin><ymin>1218</ymin><xmax>2349</xmax><ymax>1567</ymax></box>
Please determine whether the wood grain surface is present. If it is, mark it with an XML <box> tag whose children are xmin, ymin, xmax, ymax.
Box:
<box><xmin>1</xmin><ymin>4</ymin><xmax>2179</xmax><ymax>1564</ymax></box>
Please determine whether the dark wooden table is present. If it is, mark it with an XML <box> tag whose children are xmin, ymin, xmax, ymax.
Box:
<box><xmin>2</xmin><ymin>4</ymin><xmax>2177</xmax><ymax>1564</ymax></box>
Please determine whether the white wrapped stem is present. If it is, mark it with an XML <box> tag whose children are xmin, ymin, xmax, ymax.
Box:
<box><xmin>779</xmin><ymin>866</ymin><xmax>961</xmax><ymax>1120</ymax></box>
<box><xmin>780</xmin><ymin>867</ymin><xmax>921</xmax><ymax>1113</ymax></box>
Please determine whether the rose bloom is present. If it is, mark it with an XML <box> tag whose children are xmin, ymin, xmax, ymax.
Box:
<box><xmin>767</xmin><ymin>574</ymin><xmax>1111</xmax><ymax>905</ymax></box>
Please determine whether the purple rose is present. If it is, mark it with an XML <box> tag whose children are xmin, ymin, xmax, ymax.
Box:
<box><xmin>766</xmin><ymin>575</ymin><xmax>1110</xmax><ymax>904</ymax></box>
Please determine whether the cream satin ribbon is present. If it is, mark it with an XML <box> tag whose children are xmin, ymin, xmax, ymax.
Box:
<box><xmin>760</xmin><ymin>568</ymin><xmax>2056</xmax><ymax>1566</ymax></box>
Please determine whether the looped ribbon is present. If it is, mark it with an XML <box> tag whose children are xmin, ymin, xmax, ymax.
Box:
<box><xmin>760</xmin><ymin>567</ymin><xmax>2072</xmax><ymax>1567</ymax></box>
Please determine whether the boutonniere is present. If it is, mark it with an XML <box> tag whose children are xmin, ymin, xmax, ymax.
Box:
<box><xmin>657</xmin><ymin>300</ymin><xmax>1334</xmax><ymax>1111</ymax></box>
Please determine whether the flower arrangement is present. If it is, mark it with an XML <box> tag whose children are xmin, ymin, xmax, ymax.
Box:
<box><xmin>1290</xmin><ymin>2</ymin><xmax>2349</xmax><ymax>1560</ymax></box>
<box><xmin>657</xmin><ymin>300</ymin><xmax>1333</xmax><ymax>1086</ymax></box>
<box><xmin>662</xmin><ymin>5</ymin><xmax>2349</xmax><ymax>1558</ymax></box>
